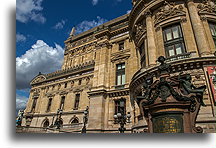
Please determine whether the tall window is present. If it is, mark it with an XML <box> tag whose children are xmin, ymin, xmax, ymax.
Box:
<box><xmin>163</xmin><ymin>24</ymin><xmax>186</xmax><ymax>57</ymax></box>
<box><xmin>114</xmin><ymin>99</ymin><xmax>126</xmax><ymax>115</ymax></box>
<box><xmin>116</xmin><ymin>63</ymin><xmax>125</xmax><ymax>86</ymax></box>
<box><xmin>119</xmin><ymin>42</ymin><xmax>124</xmax><ymax>50</ymax></box>
<box><xmin>209</xmin><ymin>23</ymin><xmax>216</xmax><ymax>46</ymax></box>
<box><xmin>74</xmin><ymin>94</ymin><xmax>80</xmax><ymax>110</ymax></box>
<box><xmin>46</xmin><ymin>98</ymin><xmax>52</xmax><ymax>112</ymax></box>
<box><xmin>139</xmin><ymin>40</ymin><xmax>146</xmax><ymax>67</ymax></box>
<box><xmin>31</xmin><ymin>98</ymin><xmax>38</xmax><ymax>112</ymax></box>
<box><xmin>59</xmin><ymin>96</ymin><xmax>65</xmax><ymax>110</ymax></box>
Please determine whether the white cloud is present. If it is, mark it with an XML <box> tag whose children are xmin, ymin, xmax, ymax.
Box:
<box><xmin>75</xmin><ymin>16</ymin><xmax>107</xmax><ymax>34</ymax></box>
<box><xmin>16</xmin><ymin>0</ymin><xmax>46</xmax><ymax>23</ymax></box>
<box><xmin>16</xmin><ymin>40</ymin><xmax>64</xmax><ymax>89</ymax></box>
<box><xmin>127</xmin><ymin>10</ymin><xmax>131</xmax><ymax>14</ymax></box>
<box><xmin>92</xmin><ymin>0</ymin><xmax>98</xmax><ymax>5</ymax></box>
<box><xmin>92</xmin><ymin>0</ymin><xmax>122</xmax><ymax>5</ymax></box>
<box><xmin>16</xmin><ymin>93</ymin><xmax>29</xmax><ymax>114</ymax></box>
<box><xmin>16</xmin><ymin>33</ymin><xmax>26</xmax><ymax>42</ymax></box>
<box><xmin>53</xmin><ymin>20</ymin><xmax>66</xmax><ymax>30</ymax></box>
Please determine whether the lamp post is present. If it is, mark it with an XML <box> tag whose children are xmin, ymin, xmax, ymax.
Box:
<box><xmin>16</xmin><ymin>110</ymin><xmax>24</xmax><ymax>127</ymax></box>
<box><xmin>81</xmin><ymin>106</ymin><xmax>89</xmax><ymax>133</ymax></box>
<box><xmin>55</xmin><ymin>109</ymin><xmax>63</xmax><ymax>129</ymax></box>
<box><xmin>113</xmin><ymin>99</ymin><xmax>131</xmax><ymax>133</ymax></box>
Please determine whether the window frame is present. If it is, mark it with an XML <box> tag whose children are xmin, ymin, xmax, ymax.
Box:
<box><xmin>116</xmin><ymin>63</ymin><xmax>126</xmax><ymax>86</ymax></box>
<box><xmin>163</xmin><ymin>24</ymin><xmax>186</xmax><ymax>57</ymax></box>
<box><xmin>114</xmin><ymin>99</ymin><xmax>126</xmax><ymax>115</ymax></box>
<box><xmin>74</xmin><ymin>94</ymin><xmax>80</xmax><ymax>110</ymax></box>
<box><xmin>209</xmin><ymin>22</ymin><xmax>216</xmax><ymax>46</ymax></box>
<box><xmin>31</xmin><ymin>97</ymin><xmax>38</xmax><ymax>113</ymax></box>
<box><xmin>46</xmin><ymin>98</ymin><xmax>53</xmax><ymax>112</ymax></box>
<box><xmin>59</xmin><ymin>96</ymin><xmax>65</xmax><ymax>110</ymax></box>
<box><xmin>119</xmin><ymin>42</ymin><xmax>124</xmax><ymax>50</ymax></box>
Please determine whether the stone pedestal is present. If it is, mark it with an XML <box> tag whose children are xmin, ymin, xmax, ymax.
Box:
<box><xmin>131</xmin><ymin>56</ymin><xmax>206</xmax><ymax>133</ymax></box>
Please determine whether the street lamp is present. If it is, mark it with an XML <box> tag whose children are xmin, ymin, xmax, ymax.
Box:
<box><xmin>113</xmin><ymin>99</ymin><xmax>131</xmax><ymax>133</ymax></box>
<box><xmin>16</xmin><ymin>110</ymin><xmax>24</xmax><ymax>127</ymax></box>
<box><xmin>81</xmin><ymin>106</ymin><xmax>89</xmax><ymax>133</ymax></box>
<box><xmin>55</xmin><ymin>109</ymin><xmax>63</xmax><ymax>129</ymax></box>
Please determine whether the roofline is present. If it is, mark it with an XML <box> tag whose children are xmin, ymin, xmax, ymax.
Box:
<box><xmin>65</xmin><ymin>13</ymin><xmax>130</xmax><ymax>43</ymax></box>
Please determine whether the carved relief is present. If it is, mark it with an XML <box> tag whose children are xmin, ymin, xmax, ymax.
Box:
<box><xmin>134</xmin><ymin>22</ymin><xmax>146</xmax><ymax>42</ymax></box>
<box><xmin>197</xmin><ymin>0</ymin><xmax>216</xmax><ymax>15</ymax></box>
<box><xmin>30</xmin><ymin>75</ymin><xmax>46</xmax><ymax>85</ymax></box>
<box><xmin>154</xmin><ymin>1</ymin><xmax>186</xmax><ymax>25</ymax></box>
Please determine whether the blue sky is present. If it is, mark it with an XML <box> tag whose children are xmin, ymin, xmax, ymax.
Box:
<box><xmin>16</xmin><ymin>0</ymin><xmax>132</xmax><ymax>114</ymax></box>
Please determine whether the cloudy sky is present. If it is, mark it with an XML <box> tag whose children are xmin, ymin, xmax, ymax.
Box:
<box><xmin>16</xmin><ymin>0</ymin><xmax>131</xmax><ymax>114</ymax></box>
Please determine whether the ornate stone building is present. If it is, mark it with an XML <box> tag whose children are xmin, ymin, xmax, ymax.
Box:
<box><xmin>17</xmin><ymin>0</ymin><xmax>216</xmax><ymax>133</ymax></box>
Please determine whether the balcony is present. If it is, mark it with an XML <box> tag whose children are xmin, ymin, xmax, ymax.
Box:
<box><xmin>166</xmin><ymin>52</ymin><xmax>195</xmax><ymax>62</ymax></box>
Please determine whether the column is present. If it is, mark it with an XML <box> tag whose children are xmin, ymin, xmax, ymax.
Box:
<box><xmin>145</xmin><ymin>10</ymin><xmax>157</xmax><ymax>66</ymax></box>
<box><xmin>187</xmin><ymin>0</ymin><xmax>211</xmax><ymax>56</ymax></box>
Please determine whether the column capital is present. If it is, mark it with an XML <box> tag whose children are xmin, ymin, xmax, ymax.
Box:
<box><xmin>144</xmin><ymin>9</ymin><xmax>152</xmax><ymax>17</ymax></box>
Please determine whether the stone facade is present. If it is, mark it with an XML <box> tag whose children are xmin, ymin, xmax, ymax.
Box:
<box><xmin>17</xmin><ymin>0</ymin><xmax>216</xmax><ymax>133</ymax></box>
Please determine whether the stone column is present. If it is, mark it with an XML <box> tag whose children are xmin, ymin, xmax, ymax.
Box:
<box><xmin>187</xmin><ymin>0</ymin><xmax>211</xmax><ymax>56</ymax></box>
<box><xmin>145</xmin><ymin>10</ymin><xmax>157</xmax><ymax>66</ymax></box>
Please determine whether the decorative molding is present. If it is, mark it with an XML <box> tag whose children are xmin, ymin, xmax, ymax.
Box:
<box><xmin>134</xmin><ymin>22</ymin><xmax>146</xmax><ymax>42</ymax></box>
<box><xmin>154</xmin><ymin>1</ymin><xmax>186</xmax><ymax>25</ymax></box>
<box><xmin>30</xmin><ymin>74</ymin><xmax>46</xmax><ymax>85</ymax></box>
<box><xmin>111</xmin><ymin>53</ymin><xmax>130</xmax><ymax>63</ymax></box>
<box><xmin>197</xmin><ymin>0</ymin><xmax>216</xmax><ymax>15</ymax></box>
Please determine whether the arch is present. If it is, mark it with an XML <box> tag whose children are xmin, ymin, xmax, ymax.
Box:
<box><xmin>42</xmin><ymin>118</ymin><xmax>49</xmax><ymax>128</ymax></box>
<box><xmin>71</xmin><ymin>118</ymin><xmax>79</xmax><ymax>124</ymax></box>
<box><xmin>69</xmin><ymin>116</ymin><xmax>79</xmax><ymax>124</ymax></box>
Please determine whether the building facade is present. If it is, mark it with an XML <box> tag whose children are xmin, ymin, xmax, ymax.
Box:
<box><xmin>17</xmin><ymin>0</ymin><xmax>216</xmax><ymax>133</ymax></box>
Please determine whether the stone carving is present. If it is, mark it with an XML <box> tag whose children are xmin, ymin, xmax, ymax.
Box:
<box><xmin>197</xmin><ymin>0</ymin><xmax>216</xmax><ymax>14</ymax></box>
<box><xmin>30</xmin><ymin>73</ymin><xmax>46</xmax><ymax>85</ymax></box>
<box><xmin>138</xmin><ymin>56</ymin><xmax>206</xmax><ymax>112</ymax></box>
<box><xmin>154</xmin><ymin>1</ymin><xmax>186</xmax><ymax>25</ymax></box>
<box><xmin>178</xmin><ymin>73</ymin><xmax>206</xmax><ymax>106</ymax></box>
<box><xmin>134</xmin><ymin>57</ymin><xmax>207</xmax><ymax>133</ymax></box>
<box><xmin>134</xmin><ymin>23</ymin><xmax>146</xmax><ymax>41</ymax></box>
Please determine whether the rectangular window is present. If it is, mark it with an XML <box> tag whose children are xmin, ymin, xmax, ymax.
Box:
<box><xmin>74</xmin><ymin>94</ymin><xmax>80</xmax><ymax>110</ymax></box>
<box><xmin>163</xmin><ymin>24</ymin><xmax>186</xmax><ymax>57</ymax></box>
<box><xmin>209</xmin><ymin>23</ymin><xmax>216</xmax><ymax>46</ymax></box>
<box><xmin>119</xmin><ymin>42</ymin><xmax>124</xmax><ymax>50</ymax></box>
<box><xmin>60</xmin><ymin>96</ymin><xmax>65</xmax><ymax>110</ymax></box>
<box><xmin>46</xmin><ymin>98</ymin><xmax>52</xmax><ymax>112</ymax></box>
<box><xmin>31</xmin><ymin>98</ymin><xmax>38</xmax><ymax>112</ymax></box>
<box><xmin>116</xmin><ymin>63</ymin><xmax>125</xmax><ymax>86</ymax></box>
<box><xmin>114</xmin><ymin>99</ymin><xmax>126</xmax><ymax>115</ymax></box>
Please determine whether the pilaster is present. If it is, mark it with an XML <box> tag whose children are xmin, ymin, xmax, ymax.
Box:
<box><xmin>186</xmin><ymin>0</ymin><xmax>211</xmax><ymax>56</ymax></box>
<box><xmin>145</xmin><ymin>10</ymin><xmax>157</xmax><ymax>66</ymax></box>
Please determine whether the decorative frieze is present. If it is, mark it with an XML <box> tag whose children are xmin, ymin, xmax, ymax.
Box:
<box><xmin>134</xmin><ymin>22</ymin><xmax>146</xmax><ymax>43</ymax></box>
<box><xmin>154</xmin><ymin>1</ymin><xmax>186</xmax><ymax>25</ymax></box>
<box><xmin>197</xmin><ymin>0</ymin><xmax>216</xmax><ymax>15</ymax></box>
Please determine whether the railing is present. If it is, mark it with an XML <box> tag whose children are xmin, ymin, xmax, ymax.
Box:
<box><xmin>166</xmin><ymin>52</ymin><xmax>193</xmax><ymax>62</ymax></box>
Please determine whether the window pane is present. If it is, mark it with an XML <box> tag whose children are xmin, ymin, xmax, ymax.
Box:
<box><xmin>165</xmin><ymin>29</ymin><xmax>172</xmax><ymax>41</ymax></box>
<box><xmin>166</xmin><ymin>46</ymin><xmax>175</xmax><ymax>56</ymax></box>
<box><xmin>122</xmin><ymin>74</ymin><xmax>125</xmax><ymax>84</ymax></box>
<box><xmin>117</xmin><ymin>64</ymin><xmax>122</xmax><ymax>70</ymax></box>
<box><xmin>175</xmin><ymin>44</ymin><xmax>183</xmax><ymax>55</ymax></box>
<box><xmin>122</xmin><ymin>63</ymin><xmax>125</xmax><ymax>69</ymax></box>
<box><xmin>172</xmin><ymin>26</ymin><xmax>180</xmax><ymax>39</ymax></box>
<box><xmin>117</xmin><ymin>75</ymin><xmax>121</xmax><ymax>85</ymax></box>
<box><xmin>209</xmin><ymin>24</ymin><xmax>216</xmax><ymax>36</ymax></box>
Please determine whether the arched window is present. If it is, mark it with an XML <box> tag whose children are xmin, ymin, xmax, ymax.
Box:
<box><xmin>43</xmin><ymin>120</ymin><xmax>49</xmax><ymax>128</ymax></box>
<box><xmin>71</xmin><ymin>118</ymin><xmax>79</xmax><ymax>124</ymax></box>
